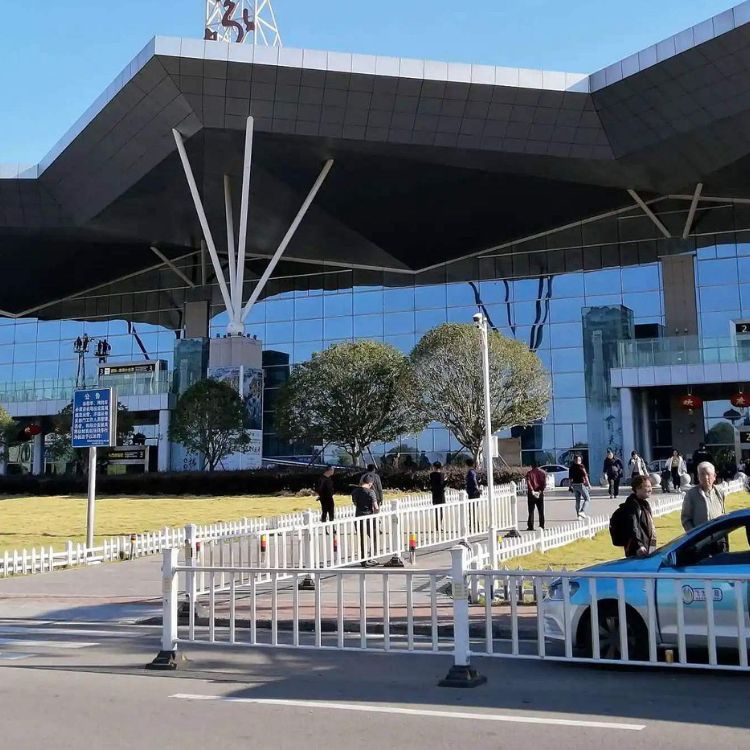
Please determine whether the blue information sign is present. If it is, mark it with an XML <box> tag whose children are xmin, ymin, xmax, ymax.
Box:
<box><xmin>72</xmin><ymin>388</ymin><xmax>116</xmax><ymax>448</ymax></box>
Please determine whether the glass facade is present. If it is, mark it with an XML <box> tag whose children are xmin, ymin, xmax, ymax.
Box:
<box><xmin>6</xmin><ymin>230</ymin><xmax>750</xmax><ymax>470</ymax></box>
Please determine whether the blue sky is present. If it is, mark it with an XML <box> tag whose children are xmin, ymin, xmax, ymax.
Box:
<box><xmin>0</xmin><ymin>0</ymin><xmax>739</xmax><ymax>164</ymax></box>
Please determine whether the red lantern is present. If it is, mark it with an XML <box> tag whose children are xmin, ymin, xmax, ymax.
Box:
<box><xmin>731</xmin><ymin>392</ymin><xmax>748</xmax><ymax>408</ymax></box>
<box><xmin>679</xmin><ymin>394</ymin><xmax>703</xmax><ymax>412</ymax></box>
<box><xmin>24</xmin><ymin>424</ymin><xmax>42</xmax><ymax>436</ymax></box>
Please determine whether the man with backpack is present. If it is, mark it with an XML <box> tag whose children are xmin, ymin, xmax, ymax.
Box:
<box><xmin>609</xmin><ymin>475</ymin><xmax>657</xmax><ymax>558</ymax></box>
<box><xmin>316</xmin><ymin>465</ymin><xmax>336</xmax><ymax>523</ymax></box>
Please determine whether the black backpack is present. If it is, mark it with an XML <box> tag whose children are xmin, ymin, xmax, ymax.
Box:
<box><xmin>609</xmin><ymin>503</ymin><xmax>632</xmax><ymax>546</ymax></box>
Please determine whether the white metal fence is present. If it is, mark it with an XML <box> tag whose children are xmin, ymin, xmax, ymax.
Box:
<box><xmin>152</xmin><ymin>543</ymin><xmax>750</xmax><ymax>676</ymax></box>
<box><xmin>0</xmin><ymin>485</ymin><xmax>517</xmax><ymax>578</ymax></box>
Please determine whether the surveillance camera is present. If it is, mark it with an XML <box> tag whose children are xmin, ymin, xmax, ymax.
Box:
<box><xmin>473</xmin><ymin>312</ymin><xmax>483</xmax><ymax>324</ymax></box>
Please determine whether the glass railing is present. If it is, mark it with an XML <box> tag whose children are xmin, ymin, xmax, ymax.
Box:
<box><xmin>0</xmin><ymin>371</ymin><xmax>173</xmax><ymax>403</ymax></box>
<box><xmin>616</xmin><ymin>336</ymin><xmax>750</xmax><ymax>368</ymax></box>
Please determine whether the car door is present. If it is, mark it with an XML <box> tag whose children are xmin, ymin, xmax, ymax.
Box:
<box><xmin>657</xmin><ymin>521</ymin><xmax>750</xmax><ymax>649</ymax></box>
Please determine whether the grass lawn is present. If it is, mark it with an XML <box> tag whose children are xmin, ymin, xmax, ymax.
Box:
<box><xmin>508</xmin><ymin>491</ymin><xmax>750</xmax><ymax>571</ymax></box>
<box><xmin>0</xmin><ymin>493</ymin><xmax>361</xmax><ymax>554</ymax></box>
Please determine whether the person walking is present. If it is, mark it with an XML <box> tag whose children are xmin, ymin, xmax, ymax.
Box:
<box><xmin>569</xmin><ymin>455</ymin><xmax>591</xmax><ymax>519</ymax></box>
<box><xmin>628</xmin><ymin>450</ymin><xmax>647</xmax><ymax>479</ymax></box>
<box><xmin>621</xmin><ymin>475</ymin><xmax>657</xmax><ymax>558</ymax></box>
<box><xmin>316</xmin><ymin>465</ymin><xmax>335</xmax><ymax>523</ymax></box>
<box><xmin>681</xmin><ymin>461</ymin><xmax>726</xmax><ymax>532</ymax></box>
<box><xmin>525</xmin><ymin>461</ymin><xmax>547</xmax><ymax>531</ymax></box>
<box><xmin>352</xmin><ymin>474</ymin><xmax>380</xmax><ymax>566</ymax></box>
<box><xmin>429</xmin><ymin>461</ymin><xmax>446</xmax><ymax>526</ymax></box>
<box><xmin>602</xmin><ymin>449</ymin><xmax>624</xmax><ymax>499</ymax></box>
<box><xmin>465</xmin><ymin>458</ymin><xmax>481</xmax><ymax>499</ymax></box>
<box><xmin>362</xmin><ymin>463</ymin><xmax>384</xmax><ymax>507</ymax></box>
<box><xmin>668</xmin><ymin>449</ymin><xmax>687</xmax><ymax>492</ymax></box>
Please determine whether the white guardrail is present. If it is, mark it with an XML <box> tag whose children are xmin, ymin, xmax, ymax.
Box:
<box><xmin>0</xmin><ymin>485</ymin><xmax>518</xmax><ymax>578</ymax></box>
<box><xmin>146</xmin><ymin>478</ymin><xmax>749</xmax><ymax>678</ymax></box>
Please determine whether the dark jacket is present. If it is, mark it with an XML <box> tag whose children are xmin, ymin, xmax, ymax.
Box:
<box><xmin>429</xmin><ymin>470</ymin><xmax>446</xmax><ymax>504</ymax></box>
<box><xmin>352</xmin><ymin>486</ymin><xmax>378</xmax><ymax>516</ymax></box>
<box><xmin>317</xmin><ymin>475</ymin><xmax>334</xmax><ymax>504</ymax></box>
<box><xmin>568</xmin><ymin>462</ymin><xmax>589</xmax><ymax>485</ymax></box>
<box><xmin>361</xmin><ymin>471</ymin><xmax>384</xmax><ymax>504</ymax></box>
<box><xmin>622</xmin><ymin>493</ymin><xmax>656</xmax><ymax>557</ymax></box>
<box><xmin>603</xmin><ymin>457</ymin><xmax>623</xmax><ymax>480</ymax></box>
<box><xmin>465</xmin><ymin>468</ymin><xmax>481</xmax><ymax>499</ymax></box>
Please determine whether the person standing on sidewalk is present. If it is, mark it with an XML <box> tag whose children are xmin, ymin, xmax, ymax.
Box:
<box><xmin>628</xmin><ymin>450</ymin><xmax>647</xmax><ymax>479</ymax></box>
<box><xmin>430</xmin><ymin>461</ymin><xmax>446</xmax><ymax>526</ymax></box>
<box><xmin>465</xmin><ymin>458</ymin><xmax>481</xmax><ymax>499</ymax></box>
<box><xmin>621</xmin><ymin>475</ymin><xmax>657</xmax><ymax>558</ymax></box>
<box><xmin>352</xmin><ymin>474</ymin><xmax>379</xmax><ymax>566</ymax></box>
<box><xmin>681</xmin><ymin>461</ymin><xmax>726</xmax><ymax>532</ymax></box>
<box><xmin>525</xmin><ymin>461</ymin><xmax>547</xmax><ymax>531</ymax></box>
<box><xmin>669</xmin><ymin>449</ymin><xmax>687</xmax><ymax>492</ymax></box>
<box><xmin>362</xmin><ymin>463</ymin><xmax>384</xmax><ymax>507</ymax></box>
<box><xmin>603</xmin><ymin>449</ymin><xmax>624</xmax><ymax>499</ymax></box>
<box><xmin>569</xmin><ymin>454</ymin><xmax>591</xmax><ymax>519</ymax></box>
<box><xmin>316</xmin><ymin>465</ymin><xmax>336</xmax><ymax>523</ymax></box>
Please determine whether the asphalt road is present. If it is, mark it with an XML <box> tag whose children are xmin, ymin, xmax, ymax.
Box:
<box><xmin>1</xmin><ymin>619</ymin><xmax>749</xmax><ymax>750</ymax></box>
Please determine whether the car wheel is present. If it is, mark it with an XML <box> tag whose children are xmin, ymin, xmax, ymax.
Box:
<box><xmin>560</xmin><ymin>478</ymin><xmax>569</xmax><ymax>488</ymax></box>
<box><xmin>579</xmin><ymin>603</ymin><xmax>649</xmax><ymax>661</ymax></box>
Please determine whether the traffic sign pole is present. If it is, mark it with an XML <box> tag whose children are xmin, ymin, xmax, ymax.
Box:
<box><xmin>86</xmin><ymin>446</ymin><xmax>97</xmax><ymax>552</ymax></box>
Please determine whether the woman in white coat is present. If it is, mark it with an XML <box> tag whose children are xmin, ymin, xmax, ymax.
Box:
<box><xmin>668</xmin><ymin>449</ymin><xmax>687</xmax><ymax>492</ymax></box>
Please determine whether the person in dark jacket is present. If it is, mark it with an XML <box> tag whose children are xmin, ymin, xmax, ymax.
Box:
<box><xmin>317</xmin><ymin>465</ymin><xmax>335</xmax><ymax>523</ymax></box>
<box><xmin>352</xmin><ymin>475</ymin><xmax>379</xmax><ymax>566</ymax></box>
<box><xmin>622</xmin><ymin>475</ymin><xmax>657</xmax><ymax>558</ymax></box>
<box><xmin>465</xmin><ymin>458</ymin><xmax>481</xmax><ymax>499</ymax></box>
<box><xmin>362</xmin><ymin>463</ymin><xmax>384</xmax><ymax>507</ymax></box>
<box><xmin>430</xmin><ymin>461</ymin><xmax>446</xmax><ymax>526</ymax></box>
<box><xmin>568</xmin><ymin>455</ymin><xmax>591</xmax><ymax>519</ymax></box>
<box><xmin>525</xmin><ymin>461</ymin><xmax>547</xmax><ymax>531</ymax></box>
<box><xmin>603</xmin><ymin>449</ymin><xmax>624</xmax><ymax>499</ymax></box>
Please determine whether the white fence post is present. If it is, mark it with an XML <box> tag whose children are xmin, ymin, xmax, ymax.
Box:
<box><xmin>458</xmin><ymin>490</ymin><xmax>468</xmax><ymax>539</ymax></box>
<box><xmin>487</xmin><ymin>526</ymin><xmax>498</xmax><ymax>571</ymax></box>
<box><xmin>299</xmin><ymin>511</ymin><xmax>316</xmax><ymax>590</ymax></box>
<box><xmin>185</xmin><ymin>524</ymin><xmax>198</xmax><ymax>623</ymax></box>
<box><xmin>439</xmin><ymin>545</ymin><xmax>486</xmax><ymax>687</ymax></box>
<box><xmin>509</xmin><ymin>481</ymin><xmax>520</xmax><ymax>536</ymax></box>
<box><xmin>385</xmin><ymin>500</ymin><xmax>405</xmax><ymax>567</ymax></box>
<box><xmin>146</xmin><ymin>547</ymin><xmax>180</xmax><ymax>670</ymax></box>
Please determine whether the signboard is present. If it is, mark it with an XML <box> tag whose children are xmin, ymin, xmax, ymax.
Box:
<box><xmin>740</xmin><ymin>430</ymin><xmax>750</xmax><ymax>445</ymax></box>
<box><xmin>108</xmin><ymin>446</ymin><xmax>148</xmax><ymax>464</ymax></box>
<box><xmin>735</xmin><ymin>321</ymin><xmax>750</xmax><ymax>336</ymax></box>
<box><xmin>98</xmin><ymin>360</ymin><xmax>165</xmax><ymax>377</ymax></box>
<box><xmin>71</xmin><ymin>388</ymin><xmax>117</xmax><ymax>448</ymax></box>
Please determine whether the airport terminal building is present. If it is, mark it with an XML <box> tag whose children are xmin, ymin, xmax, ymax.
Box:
<box><xmin>5</xmin><ymin>4</ymin><xmax>750</xmax><ymax>476</ymax></box>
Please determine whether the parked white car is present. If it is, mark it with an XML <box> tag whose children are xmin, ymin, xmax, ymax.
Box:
<box><xmin>540</xmin><ymin>464</ymin><xmax>569</xmax><ymax>488</ymax></box>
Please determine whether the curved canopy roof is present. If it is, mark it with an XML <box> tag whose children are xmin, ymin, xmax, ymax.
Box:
<box><xmin>4</xmin><ymin>3</ymin><xmax>750</xmax><ymax>324</ymax></box>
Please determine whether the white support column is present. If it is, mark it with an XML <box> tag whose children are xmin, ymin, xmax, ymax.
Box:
<box><xmin>682</xmin><ymin>183</ymin><xmax>703</xmax><ymax>239</ymax></box>
<box><xmin>158</xmin><ymin>409</ymin><xmax>171</xmax><ymax>473</ymax></box>
<box><xmin>620</xmin><ymin>387</ymin><xmax>636</xmax><ymax>462</ymax></box>
<box><xmin>223</xmin><ymin>175</ymin><xmax>237</xmax><ymax>308</ymax></box>
<box><xmin>172</xmin><ymin>128</ymin><xmax>234</xmax><ymax>318</ymax></box>
<box><xmin>241</xmin><ymin>159</ymin><xmax>334</xmax><ymax>323</ymax></box>
<box><xmin>628</xmin><ymin>189</ymin><xmax>671</xmax><ymax>239</ymax></box>
<box><xmin>235</xmin><ymin>117</ymin><xmax>255</xmax><ymax>322</ymax></box>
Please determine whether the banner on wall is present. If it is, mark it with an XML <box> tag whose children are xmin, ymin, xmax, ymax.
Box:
<box><xmin>208</xmin><ymin>365</ymin><xmax>264</xmax><ymax>470</ymax></box>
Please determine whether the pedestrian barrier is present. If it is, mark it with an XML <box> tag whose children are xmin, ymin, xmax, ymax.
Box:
<box><xmin>151</xmin><ymin>542</ymin><xmax>750</xmax><ymax>677</ymax></box>
<box><xmin>189</xmin><ymin>486</ymin><xmax>517</xmax><ymax>593</ymax></box>
<box><xmin>0</xmin><ymin>484</ymin><xmax>518</xmax><ymax>578</ymax></box>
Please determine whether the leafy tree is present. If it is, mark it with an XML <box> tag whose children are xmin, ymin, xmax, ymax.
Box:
<box><xmin>276</xmin><ymin>341</ymin><xmax>427</xmax><ymax>467</ymax></box>
<box><xmin>411</xmin><ymin>323</ymin><xmax>550</xmax><ymax>464</ymax></box>
<box><xmin>169</xmin><ymin>379</ymin><xmax>251</xmax><ymax>471</ymax></box>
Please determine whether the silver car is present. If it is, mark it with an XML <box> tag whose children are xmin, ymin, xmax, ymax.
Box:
<box><xmin>543</xmin><ymin>509</ymin><xmax>750</xmax><ymax>660</ymax></box>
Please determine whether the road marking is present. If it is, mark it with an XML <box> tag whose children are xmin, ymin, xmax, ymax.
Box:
<box><xmin>170</xmin><ymin>694</ymin><xmax>645</xmax><ymax>731</ymax></box>
<box><xmin>0</xmin><ymin>638</ymin><xmax>99</xmax><ymax>649</ymax></box>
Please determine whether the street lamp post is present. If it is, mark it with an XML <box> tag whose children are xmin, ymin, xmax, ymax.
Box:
<box><xmin>473</xmin><ymin>312</ymin><xmax>496</xmax><ymax>529</ymax></box>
